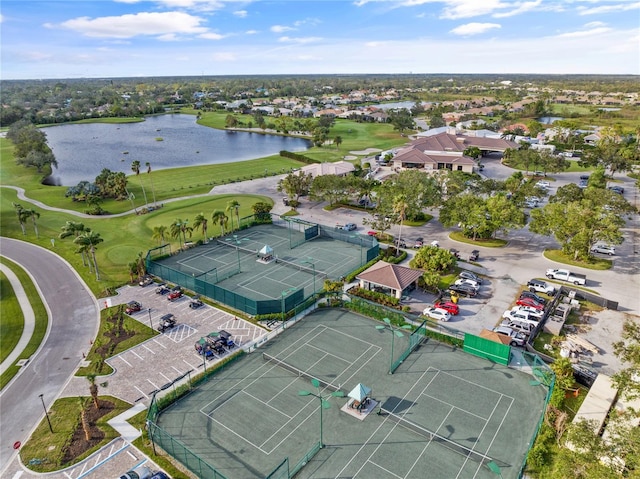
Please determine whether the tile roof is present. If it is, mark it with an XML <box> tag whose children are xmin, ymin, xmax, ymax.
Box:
<box><xmin>356</xmin><ymin>261</ymin><xmax>423</xmax><ymax>290</ymax></box>
<box><xmin>409</xmin><ymin>132</ymin><xmax>518</xmax><ymax>153</ymax></box>
<box><xmin>300</xmin><ymin>161</ymin><xmax>355</xmax><ymax>177</ymax></box>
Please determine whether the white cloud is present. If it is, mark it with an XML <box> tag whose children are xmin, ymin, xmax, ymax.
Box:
<box><xmin>58</xmin><ymin>11</ymin><xmax>208</xmax><ymax>38</ymax></box>
<box><xmin>271</xmin><ymin>25</ymin><xmax>294</xmax><ymax>33</ymax></box>
<box><xmin>157</xmin><ymin>33</ymin><xmax>179</xmax><ymax>41</ymax></box>
<box><xmin>0</xmin><ymin>13</ymin><xmax>4</xmax><ymax>23</ymax></box>
<box><xmin>450</xmin><ymin>22</ymin><xmax>501</xmax><ymax>36</ymax></box>
<box><xmin>277</xmin><ymin>36</ymin><xmax>322</xmax><ymax>44</ymax></box>
<box><xmin>115</xmin><ymin>0</ymin><xmax>226</xmax><ymax>8</ymax></box>
<box><xmin>493</xmin><ymin>0</ymin><xmax>542</xmax><ymax>18</ymax></box>
<box><xmin>200</xmin><ymin>32</ymin><xmax>225</xmax><ymax>39</ymax></box>
<box><xmin>233</xmin><ymin>10</ymin><xmax>248</xmax><ymax>18</ymax></box>
<box><xmin>440</xmin><ymin>0</ymin><xmax>509</xmax><ymax>20</ymax></box>
<box><xmin>556</xmin><ymin>25</ymin><xmax>611</xmax><ymax>38</ymax></box>
<box><xmin>245</xmin><ymin>29</ymin><xmax>258</xmax><ymax>35</ymax></box>
<box><xmin>578</xmin><ymin>1</ymin><xmax>640</xmax><ymax>15</ymax></box>
<box><xmin>211</xmin><ymin>51</ymin><xmax>236</xmax><ymax>61</ymax></box>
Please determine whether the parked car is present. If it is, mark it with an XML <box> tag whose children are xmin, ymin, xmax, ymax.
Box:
<box><xmin>502</xmin><ymin>309</ymin><xmax>538</xmax><ymax>324</ymax></box>
<box><xmin>607</xmin><ymin>185</ymin><xmax>624</xmax><ymax>195</ymax></box>
<box><xmin>533</xmin><ymin>171</ymin><xmax>546</xmax><ymax>177</ymax></box>
<box><xmin>579</xmin><ymin>174</ymin><xmax>590</xmax><ymax>181</ymax></box>
<box><xmin>139</xmin><ymin>276</ymin><xmax>153</xmax><ymax>287</ymax></box>
<box><xmin>413</xmin><ymin>237</ymin><xmax>424</xmax><ymax>248</ymax></box>
<box><xmin>516</xmin><ymin>297</ymin><xmax>545</xmax><ymax>310</ymax></box>
<box><xmin>423</xmin><ymin>307</ymin><xmax>451</xmax><ymax>322</ymax></box>
<box><xmin>125</xmin><ymin>301</ymin><xmax>142</xmax><ymax>314</ymax></box>
<box><xmin>189</xmin><ymin>295</ymin><xmax>204</xmax><ymax>309</ymax></box>
<box><xmin>157</xmin><ymin>314</ymin><xmax>177</xmax><ymax>333</ymax></box>
<box><xmin>459</xmin><ymin>271</ymin><xmax>483</xmax><ymax>284</ymax></box>
<box><xmin>119</xmin><ymin>465</ymin><xmax>153</xmax><ymax>479</ymax></box>
<box><xmin>149</xmin><ymin>472</ymin><xmax>170</xmax><ymax>479</ymax></box>
<box><xmin>511</xmin><ymin>306</ymin><xmax>544</xmax><ymax>319</ymax></box>
<box><xmin>546</xmin><ymin>268</ymin><xmax>586</xmax><ymax>286</ymax></box>
<box><xmin>526</xmin><ymin>279</ymin><xmax>555</xmax><ymax>295</ymax></box>
<box><xmin>433</xmin><ymin>301</ymin><xmax>459</xmax><ymax>315</ymax></box>
<box><xmin>343</xmin><ymin>223</ymin><xmax>357</xmax><ymax>231</ymax></box>
<box><xmin>367</xmin><ymin>230</ymin><xmax>378</xmax><ymax>236</ymax></box>
<box><xmin>167</xmin><ymin>290</ymin><xmax>183</xmax><ymax>301</ymax></box>
<box><xmin>454</xmin><ymin>278</ymin><xmax>480</xmax><ymax>290</ymax></box>
<box><xmin>282</xmin><ymin>197</ymin><xmax>290</xmax><ymax>206</ymax></box>
<box><xmin>492</xmin><ymin>326</ymin><xmax>527</xmax><ymax>347</ymax></box>
<box><xmin>520</xmin><ymin>290</ymin><xmax>547</xmax><ymax>305</ymax></box>
<box><xmin>449</xmin><ymin>283</ymin><xmax>478</xmax><ymax>297</ymax></box>
<box><xmin>590</xmin><ymin>243</ymin><xmax>616</xmax><ymax>255</ymax></box>
<box><xmin>394</xmin><ymin>238</ymin><xmax>407</xmax><ymax>248</ymax></box>
<box><xmin>524</xmin><ymin>198</ymin><xmax>539</xmax><ymax>208</ymax></box>
<box><xmin>469</xmin><ymin>250</ymin><xmax>479</xmax><ymax>261</ymax></box>
<box><xmin>449</xmin><ymin>248</ymin><xmax>461</xmax><ymax>259</ymax></box>
<box><xmin>535</xmin><ymin>181</ymin><xmax>550</xmax><ymax>189</ymax></box>
<box><xmin>155</xmin><ymin>285</ymin><xmax>170</xmax><ymax>295</ymax></box>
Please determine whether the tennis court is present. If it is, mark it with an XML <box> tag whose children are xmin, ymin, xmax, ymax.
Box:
<box><xmin>149</xmin><ymin>223</ymin><xmax>374</xmax><ymax>305</ymax></box>
<box><xmin>154</xmin><ymin>309</ymin><xmax>548</xmax><ymax>479</ymax></box>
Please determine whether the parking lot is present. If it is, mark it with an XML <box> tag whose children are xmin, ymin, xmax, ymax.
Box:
<box><xmin>64</xmin><ymin>283</ymin><xmax>268</xmax><ymax>405</ymax></box>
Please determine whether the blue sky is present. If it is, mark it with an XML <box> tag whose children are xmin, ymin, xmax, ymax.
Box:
<box><xmin>1</xmin><ymin>0</ymin><xmax>639</xmax><ymax>79</ymax></box>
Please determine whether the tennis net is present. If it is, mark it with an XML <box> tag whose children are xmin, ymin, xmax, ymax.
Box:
<box><xmin>275</xmin><ymin>257</ymin><xmax>328</xmax><ymax>279</ymax></box>
<box><xmin>216</xmin><ymin>238</ymin><xmax>259</xmax><ymax>257</ymax></box>
<box><xmin>263</xmin><ymin>353</ymin><xmax>341</xmax><ymax>393</ymax></box>
<box><xmin>380</xmin><ymin>407</ymin><xmax>492</xmax><ymax>465</ymax></box>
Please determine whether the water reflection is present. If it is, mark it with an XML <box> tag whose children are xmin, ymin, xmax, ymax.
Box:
<box><xmin>43</xmin><ymin>114</ymin><xmax>311</xmax><ymax>186</ymax></box>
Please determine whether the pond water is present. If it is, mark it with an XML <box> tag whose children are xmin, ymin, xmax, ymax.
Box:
<box><xmin>537</xmin><ymin>116</ymin><xmax>564</xmax><ymax>124</ymax></box>
<box><xmin>42</xmin><ymin>114</ymin><xmax>311</xmax><ymax>186</ymax></box>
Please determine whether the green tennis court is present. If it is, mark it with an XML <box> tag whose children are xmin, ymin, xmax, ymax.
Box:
<box><xmin>153</xmin><ymin>309</ymin><xmax>548</xmax><ymax>479</ymax></box>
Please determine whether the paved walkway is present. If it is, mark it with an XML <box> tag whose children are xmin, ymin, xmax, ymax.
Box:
<box><xmin>0</xmin><ymin>263</ymin><xmax>36</xmax><ymax>376</ymax></box>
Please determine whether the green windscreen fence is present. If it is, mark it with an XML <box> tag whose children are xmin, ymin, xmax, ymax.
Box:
<box><xmin>463</xmin><ymin>333</ymin><xmax>510</xmax><ymax>366</ymax></box>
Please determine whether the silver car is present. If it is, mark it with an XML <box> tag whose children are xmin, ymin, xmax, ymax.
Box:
<box><xmin>590</xmin><ymin>244</ymin><xmax>615</xmax><ymax>255</ymax></box>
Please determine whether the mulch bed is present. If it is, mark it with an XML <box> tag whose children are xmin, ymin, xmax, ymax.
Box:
<box><xmin>61</xmin><ymin>400</ymin><xmax>115</xmax><ymax>464</ymax></box>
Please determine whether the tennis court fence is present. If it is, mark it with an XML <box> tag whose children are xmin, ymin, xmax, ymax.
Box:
<box><xmin>380</xmin><ymin>406</ymin><xmax>493</xmax><ymax>465</ymax></box>
<box><xmin>263</xmin><ymin>352</ymin><xmax>342</xmax><ymax>393</ymax></box>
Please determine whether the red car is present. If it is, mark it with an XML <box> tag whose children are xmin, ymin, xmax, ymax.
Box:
<box><xmin>125</xmin><ymin>301</ymin><xmax>142</xmax><ymax>314</ymax></box>
<box><xmin>434</xmin><ymin>301</ymin><xmax>459</xmax><ymax>315</ymax></box>
<box><xmin>167</xmin><ymin>290</ymin><xmax>183</xmax><ymax>301</ymax></box>
<box><xmin>367</xmin><ymin>230</ymin><xmax>378</xmax><ymax>236</ymax></box>
<box><xmin>516</xmin><ymin>297</ymin><xmax>544</xmax><ymax>310</ymax></box>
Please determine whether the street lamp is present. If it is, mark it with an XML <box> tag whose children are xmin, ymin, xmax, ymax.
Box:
<box><xmin>298</xmin><ymin>378</ymin><xmax>344</xmax><ymax>448</ymax></box>
<box><xmin>301</xmin><ymin>258</ymin><xmax>316</xmax><ymax>296</ymax></box>
<box><xmin>147</xmin><ymin>308</ymin><xmax>153</xmax><ymax>330</ymax></box>
<box><xmin>375</xmin><ymin>318</ymin><xmax>412</xmax><ymax>374</ymax></box>
<box><xmin>281</xmin><ymin>287</ymin><xmax>297</xmax><ymax>328</ymax></box>
<box><xmin>38</xmin><ymin>393</ymin><xmax>53</xmax><ymax>433</ymax></box>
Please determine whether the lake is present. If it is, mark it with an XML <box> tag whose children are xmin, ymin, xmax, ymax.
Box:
<box><xmin>42</xmin><ymin>114</ymin><xmax>311</xmax><ymax>186</ymax></box>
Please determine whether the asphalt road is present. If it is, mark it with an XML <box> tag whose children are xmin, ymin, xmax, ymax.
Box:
<box><xmin>0</xmin><ymin>239</ymin><xmax>99</xmax><ymax>475</ymax></box>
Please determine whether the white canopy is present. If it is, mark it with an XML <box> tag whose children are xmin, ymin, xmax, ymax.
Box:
<box><xmin>259</xmin><ymin>245</ymin><xmax>273</xmax><ymax>255</ymax></box>
<box><xmin>348</xmin><ymin>383</ymin><xmax>371</xmax><ymax>402</ymax></box>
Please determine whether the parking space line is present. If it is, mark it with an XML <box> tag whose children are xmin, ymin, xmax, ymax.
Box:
<box><xmin>159</xmin><ymin>372</ymin><xmax>172</xmax><ymax>382</ymax></box>
<box><xmin>147</xmin><ymin>378</ymin><xmax>159</xmax><ymax>390</ymax></box>
<box><xmin>130</xmin><ymin>350</ymin><xmax>144</xmax><ymax>360</ymax></box>
<box><xmin>141</xmin><ymin>344</ymin><xmax>155</xmax><ymax>354</ymax></box>
<box><xmin>171</xmin><ymin>365</ymin><xmax>182</xmax><ymax>374</ymax></box>
<box><xmin>118</xmin><ymin>355</ymin><xmax>132</xmax><ymax>367</ymax></box>
<box><xmin>184</xmin><ymin>358</ymin><xmax>201</xmax><ymax>370</ymax></box>
<box><xmin>152</xmin><ymin>338</ymin><xmax>167</xmax><ymax>348</ymax></box>
<box><xmin>134</xmin><ymin>385</ymin><xmax>149</xmax><ymax>399</ymax></box>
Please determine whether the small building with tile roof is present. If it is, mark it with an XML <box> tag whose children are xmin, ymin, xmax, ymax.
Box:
<box><xmin>355</xmin><ymin>261</ymin><xmax>423</xmax><ymax>299</ymax></box>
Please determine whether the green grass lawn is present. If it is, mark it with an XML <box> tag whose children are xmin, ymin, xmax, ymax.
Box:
<box><xmin>544</xmin><ymin>249</ymin><xmax>612</xmax><ymax>270</ymax></box>
<box><xmin>0</xmin><ymin>257</ymin><xmax>49</xmax><ymax>389</ymax></box>
<box><xmin>0</xmin><ymin>270</ymin><xmax>23</xmax><ymax>364</ymax></box>
<box><xmin>449</xmin><ymin>231</ymin><xmax>508</xmax><ymax>247</ymax></box>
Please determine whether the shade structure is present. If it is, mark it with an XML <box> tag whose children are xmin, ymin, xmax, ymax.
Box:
<box><xmin>259</xmin><ymin>245</ymin><xmax>273</xmax><ymax>255</ymax></box>
<box><xmin>348</xmin><ymin>383</ymin><xmax>371</xmax><ymax>402</ymax></box>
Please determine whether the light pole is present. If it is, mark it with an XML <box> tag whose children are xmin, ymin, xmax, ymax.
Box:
<box><xmin>298</xmin><ymin>378</ymin><xmax>344</xmax><ymax>448</ymax></box>
<box><xmin>38</xmin><ymin>393</ymin><xmax>53</xmax><ymax>433</ymax></box>
<box><xmin>281</xmin><ymin>287</ymin><xmax>297</xmax><ymax>328</ymax></box>
<box><xmin>301</xmin><ymin>258</ymin><xmax>316</xmax><ymax>296</ymax></box>
<box><xmin>375</xmin><ymin>318</ymin><xmax>412</xmax><ymax>374</ymax></box>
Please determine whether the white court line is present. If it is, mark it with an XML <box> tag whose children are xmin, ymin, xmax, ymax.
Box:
<box><xmin>437</xmin><ymin>369</ymin><xmax>515</xmax><ymax>401</ymax></box>
<box><xmin>240</xmin><ymin>389</ymin><xmax>294</xmax><ymax>420</ymax></box>
<box><xmin>420</xmin><ymin>393</ymin><xmax>490</xmax><ymax>421</ymax></box>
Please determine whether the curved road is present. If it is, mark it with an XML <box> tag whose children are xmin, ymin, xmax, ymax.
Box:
<box><xmin>0</xmin><ymin>239</ymin><xmax>99</xmax><ymax>475</ymax></box>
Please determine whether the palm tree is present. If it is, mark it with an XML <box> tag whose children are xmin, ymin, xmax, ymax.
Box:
<box><xmin>87</xmin><ymin>373</ymin><xmax>100</xmax><ymax>409</ymax></box>
<box><xmin>74</xmin><ymin>231</ymin><xmax>104</xmax><ymax>280</ymax></box>
<box><xmin>12</xmin><ymin>203</ymin><xmax>27</xmax><ymax>235</ymax></box>
<box><xmin>146</xmin><ymin>162</ymin><xmax>157</xmax><ymax>207</ymax></box>
<box><xmin>60</xmin><ymin>221</ymin><xmax>89</xmax><ymax>266</ymax></box>
<box><xmin>24</xmin><ymin>208</ymin><xmax>40</xmax><ymax>238</ymax></box>
<box><xmin>151</xmin><ymin>225</ymin><xmax>168</xmax><ymax>245</ymax></box>
<box><xmin>211</xmin><ymin>210</ymin><xmax>228</xmax><ymax>236</ymax></box>
<box><xmin>79</xmin><ymin>398</ymin><xmax>91</xmax><ymax>441</ymax></box>
<box><xmin>226</xmin><ymin>200</ymin><xmax>240</xmax><ymax>232</ymax></box>
<box><xmin>170</xmin><ymin>219</ymin><xmax>192</xmax><ymax>245</ymax></box>
<box><xmin>192</xmin><ymin>213</ymin><xmax>209</xmax><ymax>241</ymax></box>
<box><xmin>334</xmin><ymin>135</ymin><xmax>343</xmax><ymax>149</ymax></box>
<box><xmin>131</xmin><ymin>160</ymin><xmax>148</xmax><ymax>207</ymax></box>
<box><xmin>393</xmin><ymin>194</ymin><xmax>409</xmax><ymax>250</ymax></box>
<box><xmin>135</xmin><ymin>251</ymin><xmax>146</xmax><ymax>279</ymax></box>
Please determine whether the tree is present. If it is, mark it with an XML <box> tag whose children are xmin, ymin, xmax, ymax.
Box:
<box><xmin>393</xmin><ymin>194</ymin><xmax>409</xmax><ymax>247</ymax></box>
<box><xmin>226</xmin><ymin>200</ymin><xmax>240</xmax><ymax>232</ymax></box>
<box><xmin>170</xmin><ymin>219</ymin><xmax>192</xmax><ymax>245</ymax></box>
<box><xmin>334</xmin><ymin>135</ymin><xmax>343</xmax><ymax>149</ymax></box>
<box><xmin>12</xmin><ymin>203</ymin><xmax>27</xmax><ymax>235</ymax></box>
<box><xmin>74</xmin><ymin>230</ymin><xmax>104</xmax><ymax>280</ymax></box>
<box><xmin>131</xmin><ymin>160</ymin><xmax>148</xmax><ymax>207</ymax></box>
<box><xmin>87</xmin><ymin>373</ymin><xmax>100</xmax><ymax>409</ymax></box>
<box><xmin>463</xmin><ymin>146</ymin><xmax>482</xmax><ymax>161</ymax></box>
<box><xmin>79</xmin><ymin>398</ymin><xmax>92</xmax><ymax>441</ymax></box>
<box><xmin>192</xmin><ymin>213</ymin><xmax>209</xmax><ymax>241</ymax></box>
<box><xmin>410</xmin><ymin>245</ymin><xmax>457</xmax><ymax>273</ymax></box>
<box><xmin>151</xmin><ymin>225</ymin><xmax>168</xmax><ymax>245</ymax></box>
<box><xmin>211</xmin><ymin>210</ymin><xmax>228</xmax><ymax>236</ymax></box>
<box><xmin>23</xmin><ymin>208</ymin><xmax>41</xmax><ymax>238</ymax></box>
<box><xmin>613</xmin><ymin>319</ymin><xmax>640</xmax><ymax>400</ymax></box>
<box><xmin>388</xmin><ymin>109</ymin><xmax>415</xmax><ymax>134</ymax></box>
<box><xmin>17</xmin><ymin>150</ymin><xmax>58</xmax><ymax>173</ymax></box>
<box><xmin>146</xmin><ymin>162</ymin><xmax>157</xmax><ymax>207</ymax></box>
<box><xmin>309</xmin><ymin>174</ymin><xmax>353</xmax><ymax>206</ymax></box>
<box><xmin>277</xmin><ymin>171</ymin><xmax>313</xmax><ymax>202</ymax></box>
<box><xmin>60</xmin><ymin>221</ymin><xmax>90</xmax><ymax>266</ymax></box>
<box><xmin>251</xmin><ymin>201</ymin><xmax>273</xmax><ymax>222</ymax></box>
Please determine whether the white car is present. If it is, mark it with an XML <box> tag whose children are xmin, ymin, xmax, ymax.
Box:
<box><xmin>423</xmin><ymin>307</ymin><xmax>451</xmax><ymax>322</ymax></box>
<box><xmin>590</xmin><ymin>244</ymin><xmax>615</xmax><ymax>256</ymax></box>
<box><xmin>502</xmin><ymin>309</ymin><xmax>538</xmax><ymax>324</ymax></box>
<box><xmin>535</xmin><ymin>181</ymin><xmax>550</xmax><ymax>189</ymax></box>
<box><xmin>524</xmin><ymin>198</ymin><xmax>539</xmax><ymax>208</ymax></box>
<box><xmin>454</xmin><ymin>278</ymin><xmax>480</xmax><ymax>290</ymax></box>
<box><xmin>511</xmin><ymin>306</ymin><xmax>544</xmax><ymax>319</ymax></box>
